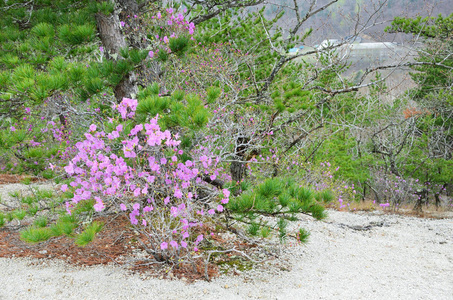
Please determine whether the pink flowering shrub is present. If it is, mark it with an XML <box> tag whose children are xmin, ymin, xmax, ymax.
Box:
<box><xmin>368</xmin><ymin>167</ymin><xmax>423</xmax><ymax>209</ymax></box>
<box><xmin>122</xmin><ymin>7</ymin><xmax>195</xmax><ymax>58</ymax></box>
<box><xmin>0</xmin><ymin>107</ymin><xmax>73</xmax><ymax>176</ymax></box>
<box><xmin>63</xmin><ymin>97</ymin><xmax>230</xmax><ymax>263</ymax></box>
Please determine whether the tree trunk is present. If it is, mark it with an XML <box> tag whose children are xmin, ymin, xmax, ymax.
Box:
<box><xmin>95</xmin><ymin>12</ymin><xmax>127</xmax><ymax>58</ymax></box>
<box><xmin>230</xmin><ymin>159</ymin><xmax>246</xmax><ymax>184</ymax></box>
<box><xmin>114</xmin><ymin>72</ymin><xmax>138</xmax><ymax>101</ymax></box>
<box><xmin>117</xmin><ymin>0</ymin><xmax>139</xmax><ymax>16</ymax></box>
<box><xmin>413</xmin><ymin>188</ymin><xmax>428</xmax><ymax>213</ymax></box>
<box><xmin>230</xmin><ymin>135</ymin><xmax>250</xmax><ymax>184</ymax></box>
<box><xmin>95</xmin><ymin>9</ymin><xmax>138</xmax><ymax>102</ymax></box>
<box><xmin>434</xmin><ymin>183</ymin><xmax>447</xmax><ymax>208</ymax></box>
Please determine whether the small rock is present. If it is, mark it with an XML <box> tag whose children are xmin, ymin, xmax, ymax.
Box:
<box><xmin>39</xmin><ymin>250</ymin><xmax>47</xmax><ymax>255</ymax></box>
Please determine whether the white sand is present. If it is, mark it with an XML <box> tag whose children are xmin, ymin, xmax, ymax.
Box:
<box><xmin>1</xmin><ymin>209</ymin><xmax>452</xmax><ymax>300</ymax></box>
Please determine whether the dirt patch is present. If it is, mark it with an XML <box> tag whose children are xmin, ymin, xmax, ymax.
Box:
<box><xmin>0</xmin><ymin>215</ymin><xmax>136</xmax><ymax>266</ymax></box>
<box><xmin>0</xmin><ymin>174</ymin><xmax>46</xmax><ymax>185</ymax></box>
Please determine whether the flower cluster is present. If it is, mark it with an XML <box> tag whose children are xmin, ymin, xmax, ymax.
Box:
<box><xmin>63</xmin><ymin>98</ymin><xmax>229</xmax><ymax>262</ymax></box>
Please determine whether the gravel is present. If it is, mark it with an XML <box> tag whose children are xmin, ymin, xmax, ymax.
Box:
<box><xmin>1</xmin><ymin>208</ymin><xmax>452</xmax><ymax>300</ymax></box>
<box><xmin>0</xmin><ymin>182</ymin><xmax>56</xmax><ymax>210</ymax></box>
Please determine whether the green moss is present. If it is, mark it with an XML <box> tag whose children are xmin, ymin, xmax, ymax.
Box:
<box><xmin>217</xmin><ymin>256</ymin><xmax>253</xmax><ymax>274</ymax></box>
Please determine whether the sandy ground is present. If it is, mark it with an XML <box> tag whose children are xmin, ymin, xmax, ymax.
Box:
<box><xmin>1</xmin><ymin>206</ymin><xmax>452</xmax><ymax>300</ymax></box>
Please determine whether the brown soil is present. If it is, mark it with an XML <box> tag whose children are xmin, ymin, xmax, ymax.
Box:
<box><xmin>0</xmin><ymin>213</ymin><xmax>223</xmax><ymax>281</ymax></box>
<box><xmin>0</xmin><ymin>174</ymin><xmax>46</xmax><ymax>185</ymax></box>
<box><xmin>0</xmin><ymin>215</ymin><xmax>136</xmax><ymax>266</ymax></box>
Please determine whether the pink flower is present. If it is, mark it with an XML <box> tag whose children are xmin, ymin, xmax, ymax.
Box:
<box><xmin>222</xmin><ymin>189</ymin><xmax>230</xmax><ymax>198</ymax></box>
<box><xmin>170</xmin><ymin>206</ymin><xmax>178</xmax><ymax>217</ymax></box>
<box><xmin>174</xmin><ymin>189</ymin><xmax>183</xmax><ymax>199</ymax></box>
<box><xmin>208</xmin><ymin>209</ymin><xmax>215</xmax><ymax>215</ymax></box>
<box><xmin>130</xmin><ymin>124</ymin><xmax>143</xmax><ymax>135</ymax></box>
<box><xmin>64</xmin><ymin>163</ymin><xmax>75</xmax><ymax>174</ymax></box>
<box><xmin>142</xmin><ymin>219</ymin><xmax>147</xmax><ymax>226</ymax></box>
<box><xmin>10</xmin><ymin>126</ymin><xmax>16</xmax><ymax>132</ymax></box>
<box><xmin>94</xmin><ymin>197</ymin><xmax>104</xmax><ymax>212</ymax></box>
<box><xmin>170</xmin><ymin>240</ymin><xmax>178</xmax><ymax>249</ymax></box>
<box><xmin>120</xmin><ymin>203</ymin><xmax>127</xmax><ymax>211</ymax></box>
<box><xmin>149</xmin><ymin>50</ymin><xmax>154</xmax><ymax>58</ymax></box>
<box><xmin>89</xmin><ymin>124</ymin><xmax>97</xmax><ymax>132</ymax></box>
<box><xmin>196</xmin><ymin>234</ymin><xmax>203</xmax><ymax>243</ymax></box>
<box><xmin>133</xmin><ymin>203</ymin><xmax>140</xmax><ymax>210</ymax></box>
<box><xmin>65</xmin><ymin>201</ymin><xmax>72</xmax><ymax>215</ymax></box>
<box><xmin>163</xmin><ymin>36</ymin><xmax>169</xmax><ymax>44</ymax></box>
<box><xmin>94</xmin><ymin>202</ymin><xmax>104</xmax><ymax>211</ymax></box>
<box><xmin>130</xmin><ymin>215</ymin><xmax>138</xmax><ymax>225</ymax></box>
<box><xmin>160</xmin><ymin>242</ymin><xmax>168</xmax><ymax>250</ymax></box>
<box><xmin>181</xmin><ymin>241</ymin><xmax>187</xmax><ymax>248</ymax></box>
<box><xmin>61</xmin><ymin>184</ymin><xmax>68</xmax><ymax>192</ymax></box>
<box><xmin>120</xmin><ymin>21</ymin><xmax>125</xmax><ymax>27</ymax></box>
<box><xmin>143</xmin><ymin>205</ymin><xmax>153</xmax><ymax>212</ymax></box>
<box><xmin>217</xmin><ymin>204</ymin><xmax>224</xmax><ymax>212</ymax></box>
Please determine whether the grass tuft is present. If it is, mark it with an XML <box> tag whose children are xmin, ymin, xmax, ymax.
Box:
<box><xmin>20</xmin><ymin>226</ymin><xmax>53</xmax><ymax>243</ymax></box>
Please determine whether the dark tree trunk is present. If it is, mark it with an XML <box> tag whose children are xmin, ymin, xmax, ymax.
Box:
<box><xmin>230</xmin><ymin>135</ymin><xmax>250</xmax><ymax>184</ymax></box>
<box><xmin>95</xmin><ymin>12</ymin><xmax>127</xmax><ymax>57</ymax></box>
<box><xmin>95</xmin><ymin>8</ymin><xmax>138</xmax><ymax>102</ymax></box>
<box><xmin>230</xmin><ymin>159</ymin><xmax>246</xmax><ymax>183</ymax></box>
<box><xmin>362</xmin><ymin>183</ymin><xmax>367</xmax><ymax>201</ymax></box>
<box><xmin>414</xmin><ymin>188</ymin><xmax>428</xmax><ymax>213</ymax></box>
<box><xmin>389</xmin><ymin>154</ymin><xmax>400</xmax><ymax>176</ymax></box>
<box><xmin>434</xmin><ymin>183</ymin><xmax>447</xmax><ymax>208</ymax></box>
<box><xmin>114</xmin><ymin>72</ymin><xmax>138</xmax><ymax>101</ymax></box>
